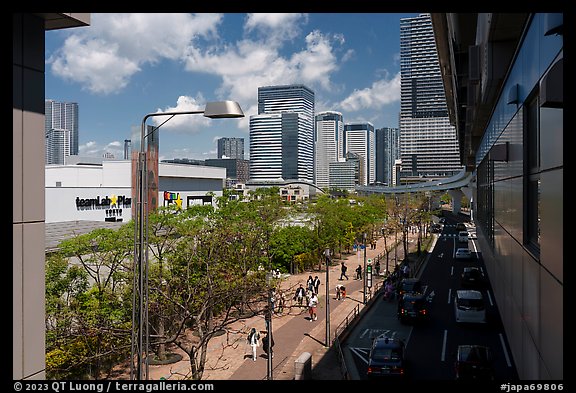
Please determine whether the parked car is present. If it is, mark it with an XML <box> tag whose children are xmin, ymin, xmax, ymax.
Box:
<box><xmin>397</xmin><ymin>278</ymin><xmax>423</xmax><ymax>297</ymax></box>
<box><xmin>454</xmin><ymin>290</ymin><xmax>486</xmax><ymax>323</ymax></box>
<box><xmin>455</xmin><ymin>248</ymin><xmax>472</xmax><ymax>259</ymax></box>
<box><xmin>397</xmin><ymin>292</ymin><xmax>428</xmax><ymax>323</ymax></box>
<box><xmin>455</xmin><ymin>345</ymin><xmax>495</xmax><ymax>380</ymax></box>
<box><xmin>366</xmin><ymin>334</ymin><xmax>406</xmax><ymax>378</ymax></box>
<box><xmin>461</xmin><ymin>267</ymin><xmax>486</xmax><ymax>288</ymax></box>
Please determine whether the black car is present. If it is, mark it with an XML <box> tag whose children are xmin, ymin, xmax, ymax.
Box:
<box><xmin>366</xmin><ymin>334</ymin><xmax>406</xmax><ymax>378</ymax></box>
<box><xmin>397</xmin><ymin>278</ymin><xmax>423</xmax><ymax>297</ymax></box>
<box><xmin>456</xmin><ymin>222</ymin><xmax>467</xmax><ymax>231</ymax></box>
<box><xmin>455</xmin><ymin>345</ymin><xmax>495</xmax><ymax>380</ymax></box>
<box><xmin>430</xmin><ymin>223</ymin><xmax>442</xmax><ymax>233</ymax></box>
<box><xmin>397</xmin><ymin>292</ymin><xmax>428</xmax><ymax>323</ymax></box>
<box><xmin>460</xmin><ymin>267</ymin><xmax>486</xmax><ymax>288</ymax></box>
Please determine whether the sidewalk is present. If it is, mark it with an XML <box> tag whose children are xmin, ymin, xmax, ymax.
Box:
<box><xmin>145</xmin><ymin>230</ymin><xmax>423</xmax><ymax>380</ymax></box>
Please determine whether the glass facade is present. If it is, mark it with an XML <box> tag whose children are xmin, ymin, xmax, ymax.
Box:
<box><xmin>315</xmin><ymin>111</ymin><xmax>344</xmax><ymax>189</ymax></box>
<box><xmin>250</xmin><ymin>85</ymin><xmax>315</xmax><ymax>182</ymax></box>
<box><xmin>473</xmin><ymin>13</ymin><xmax>563</xmax><ymax>379</ymax></box>
<box><xmin>399</xmin><ymin>14</ymin><xmax>461</xmax><ymax>180</ymax></box>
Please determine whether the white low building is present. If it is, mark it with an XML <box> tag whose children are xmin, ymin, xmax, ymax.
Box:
<box><xmin>45</xmin><ymin>160</ymin><xmax>226</xmax><ymax>223</ymax></box>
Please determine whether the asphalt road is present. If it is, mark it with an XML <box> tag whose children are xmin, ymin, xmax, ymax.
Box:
<box><xmin>342</xmin><ymin>215</ymin><xmax>519</xmax><ymax>381</ymax></box>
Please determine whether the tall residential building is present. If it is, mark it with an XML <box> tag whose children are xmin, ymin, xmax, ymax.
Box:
<box><xmin>45</xmin><ymin>100</ymin><xmax>79</xmax><ymax>161</ymax></box>
<box><xmin>217</xmin><ymin>137</ymin><xmax>244</xmax><ymax>159</ymax></box>
<box><xmin>399</xmin><ymin>14</ymin><xmax>462</xmax><ymax>182</ymax></box>
<box><xmin>314</xmin><ymin>111</ymin><xmax>344</xmax><ymax>190</ymax></box>
<box><xmin>45</xmin><ymin>128</ymin><xmax>71</xmax><ymax>165</ymax></box>
<box><xmin>375</xmin><ymin>127</ymin><xmax>400</xmax><ymax>186</ymax></box>
<box><xmin>249</xmin><ymin>84</ymin><xmax>315</xmax><ymax>182</ymax></box>
<box><xmin>344</xmin><ymin>122</ymin><xmax>375</xmax><ymax>186</ymax></box>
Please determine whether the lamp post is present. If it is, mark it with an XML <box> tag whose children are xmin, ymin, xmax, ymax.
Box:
<box><xmin>265</xmin><ymin>272</ymin><xmax>273</xmax><ymax>381</ymax></box>
<box><xmin>363</xmin><ymin>232</ymin><xmax>367</xmax><ymax>304</ymax></box>
<box><xmin>131</xmin><ymin>101</ymin><xmax>244</xmax><ymax>380</ymax></box>
<box><xmin>324</xmin><ymin>248</ymin><xmax>331</xmax><ymax>347</ymax></box>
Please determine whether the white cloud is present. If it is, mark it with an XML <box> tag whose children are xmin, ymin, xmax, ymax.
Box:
<box><xmin>244</xmin><ymin>13</ymin><xmax>308</xmax><ymax>44</ymax></box>
<box><xmin>339</xmin><ymin>72</ymin><xmax>401</xmax><ymax>112</ymax></box>
<box><xmin>47</xmin><ymin>13</ymin><xmax>223</xmax><ymax>95</ymax></box>
<box><xmin>150</xmin><ymin>95</ymin><xmax>212</xmax><ymax>132</ymax></box>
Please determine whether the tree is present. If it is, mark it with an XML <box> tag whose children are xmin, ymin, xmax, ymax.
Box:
<box><xmin>46</xmin><ymin>224</ymin><xmax>133</xmax><ymax>379</ymax></box>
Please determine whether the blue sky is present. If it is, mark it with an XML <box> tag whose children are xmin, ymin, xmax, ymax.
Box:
<box><xmin>45</xmin><ymin>13</ymin><xmax>421</xmax><ymax>161</ymax></box>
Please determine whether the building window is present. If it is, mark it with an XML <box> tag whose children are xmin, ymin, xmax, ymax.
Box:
<box><xmin>524</xmin><ymin>91</ymin><xmax>540</xmax><ymax>256</ymax></box>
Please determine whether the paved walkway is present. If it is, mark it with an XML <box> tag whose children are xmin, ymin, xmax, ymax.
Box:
<box><xmin>145</xmin><ymin>230</ymin><xmax>423</xmax><ymax>380</ymax></box>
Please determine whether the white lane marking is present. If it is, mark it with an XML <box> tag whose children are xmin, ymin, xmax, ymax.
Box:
<box><xmin>441</xmin><ymin>330</ymin><xmax>448</xmax><ymax>362</ymax></box>
<box><xmin>499</xmin><ymin>333</ymin><xmax>512</xmax><ymax>367</ymax></box>
<box><xmin>447</xmin><ymin>288</ymin><xmax>452</xmax><ymax>304</ymax></box>
<box><xmin>350</xmin><ymin>346</ymin><xmax>371</xmax><ymax>364</ymax></box>
<box><xmin>486</xmin><ymin>290</ymin><xmax>494</xmax><ymax>306</ymax></box>
<box><xmin>450</xmin><ymin>266</ymin><xmax>454</xmax><ymax>276</ymax></box>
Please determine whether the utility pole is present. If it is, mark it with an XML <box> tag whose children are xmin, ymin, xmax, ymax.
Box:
<box><xmin>324</xmin><ymin>248</ymin><xmax>331</xmax><ymax>347</ymax></box>
<box><xmin>363</xmin><ymin>232</ymin><xmax>367</xmax><ymax>304</ymax></box>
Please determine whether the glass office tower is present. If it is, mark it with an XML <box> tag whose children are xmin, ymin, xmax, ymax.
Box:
<box><xmin>399</xmin><ymin>14</ymin><xmax>462</xmax><ymax>182</ymax></box>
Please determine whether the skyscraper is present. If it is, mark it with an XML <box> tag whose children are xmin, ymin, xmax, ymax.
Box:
<box><xmin>344</xmin><ymin>122</ymin><xmax>375</xmax><ymax>186</ymax></box>
<box><xmin>250</xmin><ymin>84</ymin><xmax>315</xmax><ymax>182</ymax></box>
<box><xmin>45</xmin><ymin>128</ymin><xmax>71</xmax><ymax>165</ymax></box>
<box><xmin>45</xmin><ymin>100</ymin><xmax>79</xmax><ymax>160</ymax></box>
<box><xmin>217</xmin><ymin>137</ymin><xmax>244</xmax><ymax>159</ymax></box>
<box><xmin>315</xmin><ymin>111</ymin><xmax>344</xmax><ymax>189</ymax></box>
<box><xmin>375</xmin><ymin>127</ymin><xmax>400</xmax><ymax>186</ymax></box>
<box><xmin>399</xmin><ymin>14</ymin><xmax>462</xmax><ymax>182</ymax></box>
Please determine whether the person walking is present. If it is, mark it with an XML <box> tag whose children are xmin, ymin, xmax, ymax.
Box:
<box><xmin>313</xmin><ymin>275</ymin><xmax>321</xmax><ymax>295</ymax></box>
<box><xmin>340</xmin><ymin>262</ymin><xmax>349</xmax><ymax>280</ymax></box>
<box><xmin>308</xmin><ymin>292</ymin><xmax>319</xmax><ymax>321</ymax></box>
<box><xmin>355</xmin><ymin>264</ymin><xmax>363</xmax><ymax>280</ymax></box>
<box><xmin>276</xmin><ymin>290</ymin><xmax>286</xmax><ymax>314</ymax></box>
<box><xmin>294</xmin><ymin>284</ymin><xmax>305</xmax><ymax>308</ymax></box>
<box><xmin>336</xmin><ymin>284</ymin><xmax>343</xmax><ymax>300</ymax></box>
<box><xmin>306</xmin><ymin>275</ymin><xmax>314</xmax><ymax>292</ymax></box>
<box><xmin>375</xmin><ymin>260</ymin><xmax>381</xmax><ymax>277</ymax></box>
<box><xmin>247</xmin><ymin>327</ymin><xmax>260</xmax><ymax>361</ymax></box>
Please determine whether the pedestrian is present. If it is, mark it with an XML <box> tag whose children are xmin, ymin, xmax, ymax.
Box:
<box><xmin>375</xmin><ymin>260</ymin><xmax>381</xmax><ymax>277</ymax></box>
<box><xmin>270</xmin><ymin>288</ymin><xmax>277</xmax><ymax>313</ymax></box>
<box><xmin>402</xmin><ymin>263</ymin><xmax>411</xmax><ymax>278</ymax></box>
<box><xmin>277</xmin><ymin>291</ymin><xmax>286</xmax><ymax>314</ymax></box>
<box><xmin>262</xmin><ymin>332</ymin><xmax>275</xmax><ymax>359</ymax></box>
<box><xmin>305</xmin><ymin>287</ymin><xmax>313</xmax><ymax>307</ymax></box>
<box><xmin>294</xmin><ymin>284</ymin><xmax>305</xmax><ymax>307</ymax></box>
<box><xmin>336</xmin><ymin>284</ymin><xmax>343</xmax><ymax>300</ymax></box>
<box><xmin>340</xmin><ymin>286</ymin><xmax>347</xmax><ymax>299</ymax></box>
<box><xmin>247</xmin><ymin>327</ymin><xmax>260</xmax><ymax>361</ymax></box>
<box><xmin>355</xmin><ymin>264</ymin><xmax>362</xmax><ymax>280</ymax></box>
<box><xmin>340</xmin><ymin>262</ymin><xmax>349</xmax><ymax>280</ymax></box>
<box><xmin>308</xmin><ymin>292</ymin><xmax>319</xmax><ymax>321</ymax></box>
<box><xmin>306</xmin><ymin>275</ymin><xmax>314</xmax><ymax>292</ymax></box>
<box><xmin>313</xmin><ymin>275</ymin><xmax>321</xmax><ymax>295</ymax></box>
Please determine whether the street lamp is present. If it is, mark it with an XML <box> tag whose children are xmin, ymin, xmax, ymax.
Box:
<box><xmin>363</xmin><ymin>232</ymin><xmax>367</xmax><ymax>304</ymax></box>
<box><xmin>324</xmin><ymin>248</ymin><xmax>331</xmax><ymax>347</ymax></box>
<box><xmin>265</xmin><ymin>272</ymin><xmax>273</xmax><ymax>381</ymax></box>
<box><xmin>131</xmin><ymin>101</ymin><xmax>244</xmax><ymax>380</ymax></box>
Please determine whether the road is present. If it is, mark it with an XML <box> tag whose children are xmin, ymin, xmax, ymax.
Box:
<box><xmin>342</xmin><ymin>214</ymin><xmax>519</xmax><ymax>381</ymax></box>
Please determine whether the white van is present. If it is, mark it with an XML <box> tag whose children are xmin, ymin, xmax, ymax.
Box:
<box><xmin>454</xmin><ymin>290</ymin><xmax>486</xmax><ymax>323</ymax></box>
<box><xmin>458</xmin><ymin>231</ymin><xmax>469</xmax><ymax>243</ymax></box>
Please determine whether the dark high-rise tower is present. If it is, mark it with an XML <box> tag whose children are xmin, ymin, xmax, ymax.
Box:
<box><xmin>217</xmin><ymin>137</ymin><xmax>244</xmax><ymax>159</ymax></box>
<box><xmin>399</xmin><ymin>14</ymin><xmax>462</xmax><ymax>182</ymax></box>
